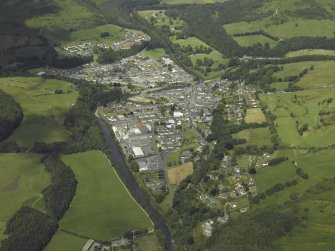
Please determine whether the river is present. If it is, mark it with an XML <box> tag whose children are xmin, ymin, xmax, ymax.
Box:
<box><xmin>95</xmin><ymin>116</ymin><xmax>175</xmax><ymax>251</ymax></box>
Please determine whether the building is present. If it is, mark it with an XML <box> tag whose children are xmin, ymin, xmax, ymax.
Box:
<box><xmin>132</xmin><ymin>146</ymin><xmax>144</xmax><ymax>158</ymax></box>
<box><xmin>173</xmin><ymin>111</ymin><xmax>184</xmax><ymax>118</ymax></box>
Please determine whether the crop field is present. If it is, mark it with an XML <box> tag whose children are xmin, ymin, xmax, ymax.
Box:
<box><xmin>233</xmin><ymin>127</ymin><xmax>272</xmax><ymax>147</ymax></box>
<box><xmin>245</xmin><ymin>108</ymin><xmax>267</xmax><ymax>124</ymax></box>
<box><xmin>224</xmin><ymin>18</ymin><xmax>335</xmax><ymax>39</ymax></box>
<box><xmin>260</xmin><ymin>89</ymin><xmax>335</xmax><ymax>147</ymax></box>
<box><xmin>168</xmin><ymin>162</ymin><xmax>193</xmax><ymax>185</ymax></box>
<box><xmin>57</xmin><ymin>151</ymin><xmax>153</xmax><ymax>240</ymax></box>
<box><xmin>0</xmin><ymin>77</ymin><xmax>77</xmax><ymax>146</ymax></box>
<box><xmin>0</xmin><ymin>153</ymin><xmax>50</xmax><ymax>222</ymax></box>
<box><xmin>233</xmin><ymin>35</ymin><xmax>277</xmax><ymax>47</ymax></box>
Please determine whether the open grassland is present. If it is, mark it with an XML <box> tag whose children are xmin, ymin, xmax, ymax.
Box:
<box><xmin>285</xmin><ymin>49</ymin><xmax>335</xmax><ymax>58</ymax></box>
<box><xmin>245</xmin><ymin>108</ymin><xmax>266</xmax><ymax>124</ymax></box>
<box><xmin>168</xmin><ymin>162</ymin><xmax>193</xmax><ymax>185</ymax></box>
<box><xmin>0</xmin><ymin>77</ymin><xmax>77</xmax><ymax>146</ymax></box>
<box><xmin>224</xmin><ymin>19</ymin><xmax>335</xmax><ymax>39</ymax></box>
<box><xmin>233</xmin><ymin>35</ymin><xmax>277</xmax><ymax>47</ymax></box>
<box><xmin>161</xmin><ymin>0</ymin><xmax>227</xmax><ymax>4</ymax></box>
<box><xmin>233</xmin><ymin>127</ymin><xmax>272</xmax><ymax>147</ymax></box>
<box><xmin>60</xmin><ymin>24</ymin><xmax>141</xmax><ymax>47</ymax></box>
<box><xmin>58</xmin><ymin>151</ymin><xmax>153</xmax><ymax>240</ymax></box>
<box><xmin>172</xmin><ymin>36</ymin><xmax>210</xmax><ymax>49</ymax></box>
<box><xmin>0</xmin><ymin>153</ymin><xmax>50</xmax><ymax>221</ymax></box>
<box><xmin>260</xmin><ymin>89</ymin><xmax>335</xmax><ymax>147</ymax></box>
<box><xmin>142</xmin><ymin>48</ymin><xmax>166</xmax><ymax>59</ymax></box>
<box><xmin>24</xmin><ymin>0</ymin><xmax>103</xmax><ymax>43</ymax></box>
<box><xmin>134</xmin><ymin>233</ymin><xmax>163</xmax><ymax>251</ymax></box>
<box><xmin>255</xmin><ymin>150</ymin><xmax>335</xmax><ymax>207</ymax></box>
<box><xmin>166</xmin><ymin>151</ymin><xmax>181</xmax><ymax>166</ymax></box>
<box><xmin>138</xmin><ymin>10</ymin><xmax>186</xmax><ymax>30</ymax></box>
<box><xmin>45</xmin><ymin>230</ymin><xmax>87</xmax><ymax>251</ymax></box>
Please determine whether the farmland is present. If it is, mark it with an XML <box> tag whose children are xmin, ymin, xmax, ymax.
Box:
<box><xmin>233</xmin><ymin>35</ymin><xmax>277</xmax><ymax>48</ymax></box>
<box><xmin>260</xmin><ymin>89</ymin><xmax>335</xmax><ymax>147</ymax></box>
<box><xmin>245</xmin><ymin>108</ymin><xmax>266</xmax><ymax>124</ymax></box>
<box><xmin>0</xmin><ymin>153</ymin><xmax>50</xmax><ymax>226</ymax></box>
<box><xmin>45</xmin><ymin>230</ymin><xmax>87</xmax><ymax>251</ymax></box>
<box><xmin>55</xmin><ymin>151</ymin><xmax>153</xmax><ymax>241</ymax></box>
<box><xmin>0</xmin><ymin>77</ymin><xmax>77</xmax><ymax>146</ymax></box>
<box><xmin>233</xmin><ymin>127</ymin><xmax>272</xmax><ymax>147</ymax></box>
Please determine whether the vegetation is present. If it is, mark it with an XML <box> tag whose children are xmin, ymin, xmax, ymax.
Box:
<box><xmin>167</xmin><ymin>162</ymin><xmax>193</xmax><ymax>185</ymax></box>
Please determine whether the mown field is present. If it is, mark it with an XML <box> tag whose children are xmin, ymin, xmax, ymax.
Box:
<box><xmin>49</xmin><ymin>150</ymin><xmax>153</xmax><ymax>247</ymax></box>
<box><xmin>0</xmin><ymin>153</ymin><xmax>50</xmax><ymax>239</ymax></box>
<box><xmin>0</xmin><ymin>77</ymin><xmax>77</xmax><ymax>146</ymax></box>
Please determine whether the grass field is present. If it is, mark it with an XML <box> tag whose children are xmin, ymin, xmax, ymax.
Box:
<box><xmin>167</xmin><ymin>162</ymin><xmax>193</xmax><ymax>185</ymax></box>
<box><xmin>245</xmin><ymin>108</ymin><xmax>267</xmax><ymax>124</ymax></box>
<box><xmin>233</xmin><ymin>35</ymin><xmax>277</xmax><ymax>47</ymax></box>
<box><xmin>224</xmin><ymin>18</ymin><xmax>335</xmax><ymax>39</ymax></box>
<box><xmin>134</xmin><ymin>233</ymin><xmax>162</xmax><ymax>251</ymax></box>
<box><xmin>233</xmin><ymin>127</ymin><xmax>272</xmax><ymax>147</ymax></box>
<box><xmin>260</xmin><ymin>89</ymin><xmax>335</xmax><ymax>147</ymax></box>
<box><xmin>56</xmin><ymin>151</ymin><xmax>153</xmax><ymax>241</ymax></box>
<box><xmin>161</xmin><ymin>0</ymin><xmax>227</xmax><ymax>4</ymax></box>
<box><xmin>138</xmin><ymin>10</ymin><xmax>185</xmax><ymax>30</ymax></box>
<box><xmin>285</xmin><ymin>49</ymin><xmax>335</xmax><ymax>58</ymax></box>
<box><xmin>45</xmin><ymin>230</ymin><xmax>87</xmax><ymax>251</ymax></box>
<box><xmin>142</xmin><ymin>48</ymin><xmax>166</xmax><ymax>59</ymax></box>
<box><xmin>0</xmin><ymin>153</ymin><xmax>50</xmax><ymax>222</ymax></box>
<box><xmin>166</xmin><ymin>151</ymin><xmax>180</xmax><ymax>166</ymax></box>
<box><xmin>0</xmin><ymin>77</ymin><xmax>77</xmax><ymax>146</ymax></box>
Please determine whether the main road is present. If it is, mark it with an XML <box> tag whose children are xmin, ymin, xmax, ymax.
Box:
<box><xmin>95</xmin><ymin>115</ymin><xmax>175</xmax><ymax>251</ymax></box>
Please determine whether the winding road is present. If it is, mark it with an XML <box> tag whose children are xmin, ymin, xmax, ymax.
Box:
<box><xmin>95</xmin><ymin>115</ymin><xmax>175</xmax><ymax>251</ymax></box>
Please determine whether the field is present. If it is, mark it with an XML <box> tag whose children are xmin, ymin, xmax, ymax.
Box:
<box><xmin>134</xmin><ymin>233</ymin><xmax>163</xmax><ymax>251</ymax></box>
<box><xmin>0</xmin><ymin>77</ymin><xmax>78</xmax><ymax>146</ymax></box>
<box><xmin>45</xmin><ymin>230</ymin><xmax>87</xmax><ymax>251</ymax></box>
<box><xmin>285</xmin><ymin>49</ymin><xmax>335</xmax><ymax>58</ymax></box>
<box><xmin>138</xmin><ymin>10</ymin><xmax>186</xmax><ymax>30</ymax></box>
<box><xmin>142</xmin><ymin>48</ymin><xmax>166</xmax><ymax>59</ymax></box>
<box><xmin>233</xmin><ymin>35</ymin><xmax>277</xmax><ymax>47</ymax></box>
<box><xmin>245</xmin><ymin>108</ymin><xmax>267</xmax><ymax>124</ymax></box>
<box><xmin>260</xmin><ymin>89</ymin><xmax>335</xmax><ymax>147</ymax></box>
<box><xmin>161</xmin><ymin>0</ymin><xmax>227</xmax><ymax>3</ymax></box>
<box><xmin>56</xmin><ymin>151</ymin><xmax>153</xmax><ymax>241</ymax></box>
<box><xmin>224</xmin><ymin>19</ymin><xmax>335</xmax><ymax>39</ymax></box>
<box><xmin>167</xmin><ymin>162</ymin><xmax>193</xmax><ymax>185</ymax></box>
<box><xmin>172</xmin><ymin>36</ymin><xmax>210</xmax><ymax>49</ymax></box>
<box><xmin>232</xmin><ymin>127</ymin><xmax>272</xmax><ymax>147</ymax></box>
<box><xmin>0</xmin><ymin>153</ymin><xmax>50</xmax><ymax>225</ymax></box>
<box><xmin>166</xmin><ymin>151</ymin><xmax>181</xmax><ymax>166</ymax></box>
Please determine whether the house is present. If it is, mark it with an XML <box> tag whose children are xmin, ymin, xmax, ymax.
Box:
<box><xmin>138</xmin><ymin>160</ymin><xmax>149</xmax><ymax>172</ymax></box>
<box><xmin>180</xmin><ymin>151</ymin><xmax>192</xmax><ymax>161</ymax></box>
<box><xmin>173</xmin><ymin>111</ymin><xmax>183</xmax><ymax>118</ymax></box>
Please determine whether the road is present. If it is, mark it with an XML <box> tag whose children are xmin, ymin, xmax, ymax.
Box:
<box><xmin>95</xmin><ymin>115</ymin><xmax>175</xmax><ymax>251</ymax></box>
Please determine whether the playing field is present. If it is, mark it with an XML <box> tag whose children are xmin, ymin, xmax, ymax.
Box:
<box><xmin>57</xmin><ymin>151</ymin><xmax>153</xmax><ymax>240</ymax></box>
<box><xmin>0</xmin><ymin>77</ymin><xmax>78</xmax><ymax>146</ymax></box>
<box><xmin>168</xmin><ymin>162</ymin><xmax>193</xmax><ymax>185</ymax></box>
<box><xmin>245</xmin><ymin>108</ymin><xmax>266</xmax><ymax>124</ymax></box>
<box><xmin>0</xmin><ymin>153</ymin><xmax>50</xmax><ymax>222</ymax></box>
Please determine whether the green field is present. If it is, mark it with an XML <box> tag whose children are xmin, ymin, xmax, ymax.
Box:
<box><xmin>166</xmin><ymin>151</ymin><xmax>181</xmax><ymax>166</ymax></box>
<box><xmin>45</xmin><ymin>230</ymin><xmax>87</xmax><ymax>251</ymax></box>
<box><xmin>0</xmin><ymin>153</ymin><xmax>50</xmax><ymax>223</ymax></box>
<box><xmin>0</xmin><ymin>77</ymin><xmax>78</xmax><ymax>146</ymax></box>
<box><xmin>134</xmin><ymin>233</ymin><xmax>163</xmax><ymax>251</ymax></box>
<box><xmin>138</xmin><ymin>10</ymin><xmax>186</xmax><ymax>30</ymax></box>
<box><xmin>142</xmin><ymin>48</ymin><xmax>166</xmax><ymax>59</ymax></box>
<box><xmin>224</xmin><ymin>19</ymin><xmax>335</xmax><ymax>39</ymax></box>
<box><xmin>55</xmin><ymin>151</ymin><xmax>153</xmax><ymax>241</ymax></box>
<box><xmin>161</xmin><ymin>0</ymin><xmax>227</xmax><ymax>4</ymax></box>
<box><xmin>260</xmin><ymin>89</ymin><xmax>335</xmax><ymax>147</ymax></box>
<box><xmin>233</xmin><ymin>35</ymin><xmax>277</xmax><ymax>47</ymax></box>
<box><xmin>285</xmin><ymin>49</ymin><xmax>335</xmax><ymax>58</ymax></box>
<box><xmin>233</xmin><ymin>127</ymin><xmax>272</xmax><ymax>147</ymax></box>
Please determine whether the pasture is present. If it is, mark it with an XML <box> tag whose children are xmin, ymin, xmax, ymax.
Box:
<box><xmin>58</xmin><ymin>151</ymin><xmax>153</xmax><ymax>240</ymax></box>
<box><xmin>168</xmin><ymin>162</ymin><xmax>193</xmax><ymax>185</ymax></box>
<box><xmin>138</xmin><ymin>10</ymin><xmax>186</xmax><ymax>30</ymax></box>
<box><xmin>45</xmin><ymin>230</ymin><xmax>87</xmax><ymax>251</ymax></box>
<box><xmin>284</xmin><ymin>49</ymin><xmax>335</xmax><ymax>58</ymax></box>
<box><xmin>142</xmin><ymin>48</ymin><xmax>166</xmax><ymax>59</ymax></box>
<box><xmin>0</xmin><ymin>77</ymin><xmax>78</xmax><ymax>146</ymax></box>
<box><xmin>134</xmin><ymin>233</ymin><xmax>163</xmax><ymax>251</ymax></box>
<box><xmin>224</xmin><ymin>18</ymin><xmax>335</xmax><ymax>39</ymax></box>
<box><xmin>260</xmin><ymin>89</ymin><xmax>335</xmax><ymax>147</ymax></box>
<box><xmin>233</xmin><ymin>127</ymin><xmax>272</xmax><ymax>147</ymax></box>
<box><xmin>162</xmin><ymin>0</ymin><xmax>227</xmax><ymax>4</ymax></box>
<box><xmin>233</xmin><ymin>35</ymin><xmax>277</xmax><ymax>47</ymax></box>
<box><xmin>245</xmin><ymin>108</ymin><xmax>266</xmax><ymax>124</ymax></box>
<box><xmin>0</xmin><ymin>153</ymin><xmax>50</xmax><ymax>221</ymax></box>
